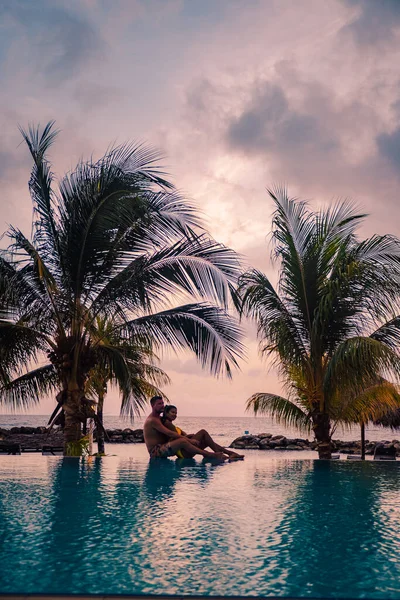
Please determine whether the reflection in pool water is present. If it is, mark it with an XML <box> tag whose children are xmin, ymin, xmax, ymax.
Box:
<box><xmin>0</xmin><ymin>451</ymin><xmax>400</xmax><ymax>597</ymax></box>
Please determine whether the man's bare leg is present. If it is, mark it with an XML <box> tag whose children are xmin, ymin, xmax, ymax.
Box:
<box><xmin>187</xmin><ymin>429</ymin><xmax>244</xmax><ymax>460</ymax></box>
<box><xmin>168</xmin><ymin>437</ymin><xmax>227</xmax><ymax>460</ymax></box>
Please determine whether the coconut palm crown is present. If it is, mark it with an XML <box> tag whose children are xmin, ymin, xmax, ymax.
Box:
<box><xmin>0</xmin><ymin>122</ymin><xmax>243</xmax><ymax>453</ymax></box>
<box><xmin>85</xmin><ymin>316</ymin><xmax>171</xmax><ymax>454</ymax></box>
<box><xmin>239</xmin><ymin>188</ymin><xmax>400</xmax><ymax>459</ymax></box>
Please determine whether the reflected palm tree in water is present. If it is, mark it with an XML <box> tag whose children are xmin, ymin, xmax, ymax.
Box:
<box><xmin>0</xmin><ymin>459</ymin><xmax>105</xmax><ymax>594</ymax></box>
<box><xmin>42</xmin><ymin>456</ymin><xmax>216</xmax><ymax>596</ymax></box>
<box><xmin>143</xmin><ymin>457</ymin><xmax>212</xmax><ymax>500</ymax></box>
<box><xmin>41</xmin><ymin>458</ymin><xmax>106</xmax><ymax>594</ymax></box>
<box><xmin>264</xmin><ymin>461</ymin><xmax>400</xmax><ymax>598</ymax></box>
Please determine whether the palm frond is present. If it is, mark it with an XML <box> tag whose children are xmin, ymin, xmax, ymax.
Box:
<box><xmin>119</xmin><ymin>378</ymin><xmax>168</xmax><ymax>421</ymax></box>
<box><xmin>90</xmin><ymin>235</ymin><xmax>241</xmax><ymax>318</ymax></box>
<box><xmin>0</xmin><ymin>364</ymin><xmax>58</xmax><ymax>409</ymax></box>
<box><xmin>56</xmin><ymin>144</ymin><xmax>208</xmax><ymax>304</ymax></box>
<box><xmin>268</xmin><ymin>187</ymin><xmax>320</xmax><ymax>339</ymax></box>
<box><xmin>333</xmin><ymin>380</ymin><xmax>400</xmax><ymax>425</ymax></box>
<box><xmin>246</xmin><ymin>392</ymin><xmax>312</xmax><ymax>433</ymax></box>
<box><xmin>316</xmin><ymin>199</ymin><xmax>366</xmax><ymax>247</ymax></box>
<box><xmin>8</xmin><ymin>228</ymin><xmax>58</xmax><ymax>291</ymax></box>
<box><xmin>0</xmin><ymin>255</ymin><xmax>53</xmax><ymax>325</ymax></box>
<box><xmin>373</xmin><ymin>406</ymin><xmax>400</xmax><ymax>430</ymax></box>
<box><xmin>88</xmin><ymin>334</ymin><xmax>170</xmax><ymax>420</ymax></box>
<box><xmin>131</xmin><ymin>189</ymin><xmax>203</xmax><ymax>243</ymax></box>
<box><xmin>18</xmin><ymin>121</ymin><xmax>62</xmax><ymax>268</ymax></box>
<box><xmin>324</xmin><ymin>336</ymin><xmax>400</xmax><ymax>402</ymax></box>
<box><xmin>238</xmin><ymin>268</ymin><xmax>308</xmax><ymax>364</ymax></box>
<box><xmin>7</xmin><ymin>228</ymin><xmax>64</xmax><ymax>335</ymax></box>
<box><xmin>370</xmin><ymin>316</ymin><xmax>400</xmax><ymax>351</ymax></box>
<box><xmin>0</xmin><ymin>319</ymin><xmax>51</xmax><ymax>376</ymax></box>
<box><xmin>121</xmin><ymin>303</ymin><xmax>244</xmax><ymax>379</ymax></box>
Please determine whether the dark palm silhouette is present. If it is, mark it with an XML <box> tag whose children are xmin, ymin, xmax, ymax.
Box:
<box><xmin>0</xmin><ymin>122</ymin><xmax>244</xmax><ymax>453</ymax></box>
<box><xmin>239</xmin><ymin>188</ymin><xmax>400</xmax><ymax>458</ymax></box>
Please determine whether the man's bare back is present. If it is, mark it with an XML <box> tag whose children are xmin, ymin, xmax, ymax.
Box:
<box><xmin>144</xmin><ymin>396</ymin><xmax>228</xmax><ymax>460</ymax></box>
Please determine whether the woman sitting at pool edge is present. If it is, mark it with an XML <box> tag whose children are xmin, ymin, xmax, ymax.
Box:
<box><xmin>161</xmin><ymin>405</ymin><xmax>244</xmax><ymax>461</ymax></box>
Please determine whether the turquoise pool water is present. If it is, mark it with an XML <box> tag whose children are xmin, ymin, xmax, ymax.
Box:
<box><xmin>1</xmin><ymin>448</ymin><xmax>400</xmax><ymax>597</ymax></box>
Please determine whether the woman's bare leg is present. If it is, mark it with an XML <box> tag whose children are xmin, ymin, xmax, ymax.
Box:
<box><xmin>188</xmin><ymin>430</ymin><xmax>244</xmax><ymax>459</ymax></box>
<box><xmin>168</xmin><ymin>437</ymin><xmax>227</xmax><ymax>460</ymax></box>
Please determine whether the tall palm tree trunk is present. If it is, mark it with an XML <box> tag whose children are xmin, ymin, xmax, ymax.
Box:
<box><xmin>63</xmin><ymin>388</ymin><xmax>83</xmax><ymax>454</ymax></box>
<box><xmin>97</xmin><ymin>391</ymin><xmax>105</xmax><ymax>454</ymax></box>
<box><xmin>313</xmin><ymin>413</ymin><xmax>332</xmax><ymax>459</ymax></box>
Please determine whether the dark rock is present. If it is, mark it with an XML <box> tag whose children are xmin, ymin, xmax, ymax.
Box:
<box><xmin>230</xmin><ymin>435</ymin><xmax>257</xmax><ymax>446</ymax></box>
<box><xmin>229</xmin><ymin>439</ymin><xmax>246</xmax><ymax>449</ymax></box>
<box><xmin>122</xmin><ymin>428</ymin><xmax>134</xmax><ymax>437</ymax></box>
<box><xmin>132</xmin><ymin>429</ymin><xmax>144</xmax><ymax>438</ymax></box>
<box><xmin>294</xmin><ymin>438</ymin><xmax>309</xmax><ymax>445</ymax></box>
<box><xmin>274</xmin><ymin>437</ymin><xmax>287</xmax><ymax>446</ymax></box>
<box><xmin>259</xmin><ymin>439</ymin><xmax>271</xmax><ymax>449</ymax></box>
<box><xmin>375</xmin><ymin>443</ymin><xmax>396</xmax><ymax>457</ymax></box>
<box><xmin>34</xmin><ymin>426</ymin><xmax>47</xmax><ymax>434</ymax></box>
<box><xmin>5</xmin><ymin>432</ymin><xmax>63</xmax><ymax>449</ymax></box>
<box><xmin>20</xmin><ymin>426</ymin><xmax>36</xmax><ymax>434</ymax></box>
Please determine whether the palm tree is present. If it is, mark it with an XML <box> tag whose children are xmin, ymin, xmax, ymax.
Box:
<box><xmin>0</xmin><ymin>122</ymin><xmax>243</xmax><ymax>454</ymax></box>
<box><xmin>331</xmin><ymin>378</ymin><xmax>400</xmax><ymax>459</ymax></box>
<box><xmin>85</xmin><ymin>317</ymin><xmax>170</xmax><ymax>454</ymax></box>
<box><xmin>239</xmin><ymin>188</ymin><xmax>400</xmax><ymax>459</ymax></box>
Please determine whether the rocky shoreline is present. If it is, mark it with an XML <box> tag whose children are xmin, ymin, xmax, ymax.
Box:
<box><xmin>1</xmin><ymin>427</ymin><xmax>399</xmax><ymax>455</ymax></box>
<box><xmin>230</xmin><ymin>433</ymin><xmax>400</xmax><ymax>455</ymax></box>
<box><xmin>0</xmin><ymin>426</ymin><xmax>145</xmax><ymax>449</ymax></box>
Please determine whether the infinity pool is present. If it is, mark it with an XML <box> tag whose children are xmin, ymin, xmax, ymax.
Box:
<box><xmin>1</xmin><ymin>448</ymin><xmax>400</xmax><ymax>597</ymax></box>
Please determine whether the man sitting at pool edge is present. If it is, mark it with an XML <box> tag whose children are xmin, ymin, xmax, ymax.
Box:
<box><xmin>144</xmin><ymin>396</ymin><xmax>239</xmax><ymax>460</ymax></box>
<box><xmin>161</xmin><ymin>404</ymin><xmax>244</xmax><ymax>461</ymax></box>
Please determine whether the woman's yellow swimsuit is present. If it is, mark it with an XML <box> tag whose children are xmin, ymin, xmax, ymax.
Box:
<box><xmin>175</xmin><ymin>426</ymin><xmax>184</xmax><ymax>459</ymax></box>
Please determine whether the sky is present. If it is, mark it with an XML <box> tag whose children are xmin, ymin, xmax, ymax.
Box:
<box><xmin>1</xmin><ymin>0</ymin><xmax>400</xmax><ymax>417</ymax></box>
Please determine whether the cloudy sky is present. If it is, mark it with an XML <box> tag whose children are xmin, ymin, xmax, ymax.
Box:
<box><xmin>1</xmin><ymin>0</ymin><xmax>400</xmax><ymax>416</ymax></box>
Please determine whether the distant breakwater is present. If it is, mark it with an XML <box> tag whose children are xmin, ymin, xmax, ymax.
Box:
<box><xmin>1</xmin><ymin>427</ymin><xmax>400</xmax><ymax>455</ymax></box>
<box><xmin>0</xmin><ymin>426</ymin><xmax>145</xmax><ymax>448</ymax></box>
<box><xmin>230</xmin><ymin>433</ymin><xmax>400</xmax><ymax>455</ymax></box>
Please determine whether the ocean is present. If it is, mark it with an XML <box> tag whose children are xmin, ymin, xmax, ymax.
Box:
<box><xmin>0</xmin><ymin>414</ymin><xmax>398</xmax><ymax>447</ymax></box>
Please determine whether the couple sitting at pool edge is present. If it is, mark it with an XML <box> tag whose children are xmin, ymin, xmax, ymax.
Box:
<box><xmin>144</xmin><ymin>396</ymin><xmax>244</xmax><ymax>461</ymax></box>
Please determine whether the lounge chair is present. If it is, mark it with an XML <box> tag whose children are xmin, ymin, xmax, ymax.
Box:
<box><xmin>0</xmin><ymin>443</ymin><xmax>21</xmax><ymax>455</ymax></box>
<box><xmin>374</xmin><ymin>443</ymin><xmax>396</xmax><ymax>461</ymax></box>
<box><xmin>42</xmin><ymin>445</ymin><xmax>63</xmax><ymax>456</ymax></box>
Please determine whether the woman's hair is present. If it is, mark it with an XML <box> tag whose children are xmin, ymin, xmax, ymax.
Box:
<box><xmin>161</xmin><ymin>405</ymin><xmax>177</xmax><ymax>424</ymax></box>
